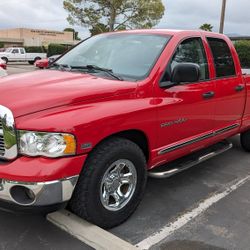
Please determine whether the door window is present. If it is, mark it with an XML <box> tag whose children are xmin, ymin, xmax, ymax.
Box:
<box><xmin>162</xmin><ymin>37</ymin><xmax>209</xmax><ymax>81</ymax></box>
<box><xmin>12</xmin><ymin>49</ymin><xmax>19</xmax><ymax>54</ymax></box>
<box><xmin>170</xmin><ymin>38</ymin><xmax>209</xmax><ymax>81</ymax></box>
<box><xmin>207</xmin><ymin>37</ymin><xmax>236</xmax><ymax>78</ymax></box>
<box><xmin>20</xmin><ymin>49</ymin><xmax>25</xmax><ymax>54</ymax></box>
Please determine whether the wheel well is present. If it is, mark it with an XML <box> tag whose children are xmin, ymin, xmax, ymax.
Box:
<box><xmin>113</xmin><ymin>130</ymin><xmax>149</xmax><ymax>161</ymax></box>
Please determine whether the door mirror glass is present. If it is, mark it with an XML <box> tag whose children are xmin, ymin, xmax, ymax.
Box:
<box><xmin>171</xmin><ymin>63</ymin><xmax>200</xmax><ymax>84</ymax></box>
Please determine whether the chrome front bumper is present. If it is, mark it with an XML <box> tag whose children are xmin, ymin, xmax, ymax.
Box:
<box><xmin>0</xmin><ymin>176</ymin><xmax>78</xmax><ymax>207</ymax></box>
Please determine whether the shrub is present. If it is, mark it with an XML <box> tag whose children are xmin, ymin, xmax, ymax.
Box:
<box><xmin>0</xmin><ymin>42</ymin><xmax>4</xmax><ymax>48</ymax></box>
<box><xmin>24</xmin><ymin>46</ymin><xmax>46</xmax><ymax>53</ymax></box>
<box><xmin>47</xmin><ymin>44</ymin><xmax>69</xmax><ymax>57</ymax></box>
<box><xmin>234</xmin><ymin>40</ymin><xmax>250</xmax><ymax>68</ymax></box>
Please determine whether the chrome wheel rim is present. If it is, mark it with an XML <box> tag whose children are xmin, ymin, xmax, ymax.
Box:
<box><xmin>100</xmin><ymin>159</ymin><xmax>137</xmax><ymax>211</ymax></box>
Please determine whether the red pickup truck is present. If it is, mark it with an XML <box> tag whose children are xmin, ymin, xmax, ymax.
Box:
<box><xmin>0</xmin><ymin>30</ymin><xmax>250</xmax><ymax>228</ymax></box>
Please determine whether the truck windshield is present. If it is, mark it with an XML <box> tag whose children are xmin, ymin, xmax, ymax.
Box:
<box><xmin>5</xmin><ymin>48</ymin><xmax>12</xmax><ymax>52</ymax></box>
<box><xmin>55</xmin><ymin>33</ymin><xmax>171</xmax><ymax>81</ymax></box>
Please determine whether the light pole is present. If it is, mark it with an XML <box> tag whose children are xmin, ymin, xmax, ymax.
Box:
<box><xmin>219</xmin><ymin>0</ymin><xmax>227</xmax><ymax>34</ymax></box>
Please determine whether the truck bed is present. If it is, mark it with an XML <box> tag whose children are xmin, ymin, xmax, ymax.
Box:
<box><xmin>242</xmin><ymin>68</ymin><xmax>250</xmax><ymax>75</ymax></box>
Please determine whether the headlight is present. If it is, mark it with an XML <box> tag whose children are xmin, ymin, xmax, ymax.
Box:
<box><xmin>18</xmin><ymin>131</ymin><xmax>76</xmax><ymax>158</ymax></box>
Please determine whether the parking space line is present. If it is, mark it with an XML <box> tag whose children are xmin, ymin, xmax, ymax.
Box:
<box><xmin>47</xmin><ymin>210</ymin><xmax>137</xmax><ymax>250</ymax></box>
<box><xmin>136</xmin><ymin>175</ymin><xmax>250</xmax><ymax>250</ymax></box>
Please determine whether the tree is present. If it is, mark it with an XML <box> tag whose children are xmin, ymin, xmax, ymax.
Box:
<box><xmin>63</xmin><ymin>0</ymin><xmax>165</xmax><ymax>35</ymax></box>
<box><xmin>64</xmin><ymin>28</ymin><xmax>81</xmax><ymax>40</ymax></box>
<box><xmin>89</xmin><ymin>23</ymin><xmax>109</xmax><ymax>36</ymax></box>
<box><xmin>199</xmin><ymin>23</ymin><xmax>213</xmax><ymax>32</ymax></box>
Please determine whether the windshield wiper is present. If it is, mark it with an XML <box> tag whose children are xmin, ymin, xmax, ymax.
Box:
<box><xmin>71</xmin><ymin>65</ymin><xmax>124</xmax><ymax>81</ymax></box>
<box><xmin>50</xmin><ymin>63</ymin><xmax>72</xmax><ymax>71</ymax></box>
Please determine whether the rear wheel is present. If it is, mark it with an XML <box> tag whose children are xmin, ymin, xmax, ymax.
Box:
<box><xmin>240</xmin><ymin>130</ymin><xmax>250</xmax><ymax>152</ymax></box>
<box><xmin>69</xmin><ymin>137</ymin><xmax>147</xmax><ymax>229</ymax></box>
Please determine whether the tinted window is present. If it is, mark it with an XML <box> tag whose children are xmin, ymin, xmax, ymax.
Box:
<box><xmin>170</xmin><ymin>38</ymin><xmax>209</xmax><ymax>81</ymax></box>
<box><xmin>207</xmin><ymin>38</ymin><xmax>236</xmax><ymax>78</ymax></box>
<box><xmin>20</xmin><ymin>49</ymin><xmax>25</xmax><ymax>54</ymax></box>
<box><xmin>12</xmin><ymin>49</ymin><xmax>19</xmax><ymax>53</ymax></box>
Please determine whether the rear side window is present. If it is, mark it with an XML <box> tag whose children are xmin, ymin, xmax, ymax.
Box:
<box><xmin>207</xmin><ymin>38</ymin><xmax>236</xmax><ymax>78</ymax></box>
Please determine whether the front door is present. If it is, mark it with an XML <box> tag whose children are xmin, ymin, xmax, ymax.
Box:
<box><xmin>154</xmin><ymin>37</ymin><xmax>216</xmax><ymax>164</ymax></box>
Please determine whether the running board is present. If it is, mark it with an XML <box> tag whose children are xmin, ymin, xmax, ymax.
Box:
<box><xmin>148</xmin><ymin>140</ymin><xmax>233</xmax><ymax>179</ymax></box>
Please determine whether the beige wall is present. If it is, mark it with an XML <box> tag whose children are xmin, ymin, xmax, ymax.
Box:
<box><xmin>0</xmin><ymin>28</ymin><xmax>75</xmax><ymax>46</ymax></box>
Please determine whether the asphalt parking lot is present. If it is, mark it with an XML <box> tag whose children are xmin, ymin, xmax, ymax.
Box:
<box><xmin>1</xmin><ymin>63</ymin><xmax>250</xmax><ymax>250</ymax></box>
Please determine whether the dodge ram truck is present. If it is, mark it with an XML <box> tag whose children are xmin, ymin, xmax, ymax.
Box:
<box><xmin>0</xmin><ymin>30</ymin><xmax>250</xmax><ymax>228</ymax></box>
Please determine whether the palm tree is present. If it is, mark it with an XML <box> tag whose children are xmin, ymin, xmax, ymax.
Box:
<box><xmin>199</xmin><ymin>23</ymin><xmax>213</xmax><ymax>32</ymax></box>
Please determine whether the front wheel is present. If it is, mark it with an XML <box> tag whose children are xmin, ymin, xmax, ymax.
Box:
<box><xmin>69</xmin><ymin>137</ymin><xmax>147</xmax><ymax>229</ymax></box>
<box><xmin>1</xmin><ymin>57</ymin><xmax>8</xmax><ymax>64</ymax></box>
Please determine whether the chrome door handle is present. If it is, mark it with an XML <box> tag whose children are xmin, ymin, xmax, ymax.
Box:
<box><xmin>203</xmin><ymin>91</ymin><xmax>215</xmax><ymax>99</ymax></box>
<box><xmin>235</xmin><ymin>85</ymin><xmax>245</xmax><ymax>92</ymax></box>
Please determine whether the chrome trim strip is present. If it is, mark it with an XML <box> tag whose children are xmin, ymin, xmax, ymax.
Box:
<box><xmin>0</xmin><ymin>175</ymin><xmax>79</xmax><ymax>206</ymax></box>
<box><xmin>0</xmin><ymin>105</ymin><xmax>18</xmax><ymax>160</ymax></box>
<box><xmin>159</xmin><ymin>133</ymin><xmax>214</xmax><ymax>155</ymax></box>
<box><xmin>158</xmin><ymin>123</ymin><xmax>240</xmax><ymax>155</ymax></box>
<box><xmin>214</xmin><ymin>124</ymin><xmax>240</xmax><ymax>136</ymax></box>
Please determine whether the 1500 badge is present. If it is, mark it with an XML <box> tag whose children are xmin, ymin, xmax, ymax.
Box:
<box><xmin>161</xmin><ymin>118</ymin><xmax>188</xmax><ymax>128</ymax></box>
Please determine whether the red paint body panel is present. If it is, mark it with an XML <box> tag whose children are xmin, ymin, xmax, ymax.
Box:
<box><xmin>0</xmin><ymin>155</ymin><xmax>87</xmax><ymax>182</ymax></box>
<box><xmin>35</xmin><ymin>58</ymin><xmax>49</xmax><ymax>69</ymax></box>
<box><xmin>0</xmin><ymin>29</ymin><xmax>249</xmax><ymax>182</ymax></box>
<box><xmin>0</xmin><ymin>63</ymin><xmax>6</xmax><ymax>70</ymax></box>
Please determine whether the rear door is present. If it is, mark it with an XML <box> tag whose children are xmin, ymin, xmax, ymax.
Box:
<box><xmin>207</xmin><ymin>37</ymin><xmax>246</xmax><ymax>137</ymax></box>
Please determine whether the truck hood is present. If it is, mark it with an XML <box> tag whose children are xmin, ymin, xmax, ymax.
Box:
<box><xmin>0</xmin><ymin>70</ymin><xmax>136</xmax><ymax>117</ymax></box>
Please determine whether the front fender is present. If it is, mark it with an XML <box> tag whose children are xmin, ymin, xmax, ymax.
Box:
<box><xmin>15</xmin><ymin>96</ymin><xmax>157</xmax><ymax>159</ymax></box>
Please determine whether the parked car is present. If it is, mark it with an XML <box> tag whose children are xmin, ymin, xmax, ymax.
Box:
<box><xmin>0</xmin><ymin>47</ymin><xmax>46</xmax><ymax>64</ymax></box>
<box><xmin>0</xmin><ymin>58</ymin><xmax>7</xmax><ymax>70</ymax></box>
<box><xmin>0</xmin><ymin>67</ymin><xmax>7</xmax><ymax>77</ymax></box>
<box><xmin>35</xmin><ymin>55</ymin><xmax>61</xmax><ymax>69</ymax></box>
<box><xmin>0</xmin><ymin>30</ymin><xmax>250</xmax><ymax>229</ymax></box>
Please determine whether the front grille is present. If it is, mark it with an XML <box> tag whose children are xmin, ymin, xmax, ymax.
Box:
<box><xmin>0</xmin><ymin>105</ymin><xmax>18</xmax><ymax>160</ymax></box>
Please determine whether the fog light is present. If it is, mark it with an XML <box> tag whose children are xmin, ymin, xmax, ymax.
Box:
<box><xmin>10</xmin><ymin>186</ymin><xmax>36</xmax><ymax>205</ymax></box>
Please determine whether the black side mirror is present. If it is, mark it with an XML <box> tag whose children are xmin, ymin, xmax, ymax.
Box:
<box><xmin>160</xmin><ymin>63</ymin><xmax>201</xmax><ymax>88</ymax></box>
<box><xmin>171</xmin><ymin>63</ymin><xmax>200</xmax><ymax>84</ymax></box>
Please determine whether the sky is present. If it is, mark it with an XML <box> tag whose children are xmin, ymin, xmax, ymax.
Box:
<box><xmin>0</xmin><ymin>0</ymin><xmax>249</xmax><ymax>39</ymax></box>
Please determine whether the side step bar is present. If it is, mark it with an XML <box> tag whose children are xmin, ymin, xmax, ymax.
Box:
<box><xmin>148</xmin><ymin>140</ymin><xmax>233</xmax><ymax>179</ymax></box>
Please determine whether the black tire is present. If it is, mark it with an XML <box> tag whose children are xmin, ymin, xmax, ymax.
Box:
<box><xmin>240</xmin><ymin>130</ymin><xmax>250</xmax><ymax>152</ymax></box>
<box><xmin>2</xmin><ymin>57</ymin><xmax>8</xmax><ymax>64</ymax></box>
<box><xmin>69</xmin><ymin>137</ymin><xmax>147</xmax><ymax>229</ymax></box>
<box><xmin>28</xmin><ymin>61</ymin><xmax>34</xmax><ymax>65</ymax></box>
